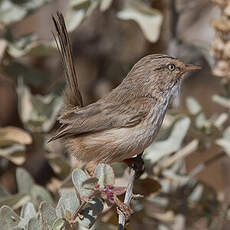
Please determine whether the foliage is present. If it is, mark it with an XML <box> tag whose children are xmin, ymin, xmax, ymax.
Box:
<box><xmin>0</xmin><ymin>0</ymin><xmax>230</xmax><ymax>230</ymax></box>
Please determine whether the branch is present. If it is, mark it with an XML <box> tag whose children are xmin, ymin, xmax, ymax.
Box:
<box><xmin>118</xmin><ymin>168</ymin><xmax>136</xmax><ymax>230</ymax></box>
<box><xmin>188</xmin><ymin>151</ymin><xmax>226</xmax><ymax>179</ymax></box>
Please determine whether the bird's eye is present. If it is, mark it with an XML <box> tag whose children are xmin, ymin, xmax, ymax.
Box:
<box><xmin>168</xmin><ymin>64</ymin><xmax>175</xmax><ymax>71</ymax></box>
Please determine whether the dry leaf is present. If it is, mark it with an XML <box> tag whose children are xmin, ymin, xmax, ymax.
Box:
<box><xmin>0</xmin><ymin>126</ymin><xmax>32</xmax><ymax>147</ymax></box>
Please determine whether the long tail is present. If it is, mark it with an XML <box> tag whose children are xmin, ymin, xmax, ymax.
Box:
<box><xmin>52</xmin><ymin>12</ymin><xmax>83</xmax><ymax>108</ymax></box>
<box><xmin>49</xmin><ymin>12</ymin><xmax>83</xmax><ymax>143</ymax></box>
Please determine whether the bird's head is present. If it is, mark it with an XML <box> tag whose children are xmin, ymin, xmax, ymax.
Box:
<box><xmin>125</xmin><ymin>54</ymin><xmax>201</xmax><ymax>96</ymax></box>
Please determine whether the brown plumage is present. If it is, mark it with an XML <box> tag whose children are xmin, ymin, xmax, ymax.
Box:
<box><xmin>50</xmin><ymin>12</ymin><xmax>200</xmax><ymax>166</ymax></box>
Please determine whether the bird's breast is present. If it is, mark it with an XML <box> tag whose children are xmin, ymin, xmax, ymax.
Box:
<box><xmin>139</xmin><ymin>87</ymin><xmax>178</xmax><ymax>148</ymax></box>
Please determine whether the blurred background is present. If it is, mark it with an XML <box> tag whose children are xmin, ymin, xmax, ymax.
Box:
<box><xmin>1</xmin><ymin>0</ymin><xmax>230</xmax><ymax>229</ymax></box>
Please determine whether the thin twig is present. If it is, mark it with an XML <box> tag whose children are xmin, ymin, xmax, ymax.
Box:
<box><xmin>118</xmin><ymin>168</ymin><xmax>136</xmax><ymax>230</ymax></box>
<box><xmin>188</xmin><ymin>151</ymin><xmax>226</xmax><ymax>179</ymax></box>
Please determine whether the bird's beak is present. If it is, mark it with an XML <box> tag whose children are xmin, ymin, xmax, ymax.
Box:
<box><xmin>184</xmin><ymin>64</ymin><xmax>201</xmax><ymax>73</ymax></box>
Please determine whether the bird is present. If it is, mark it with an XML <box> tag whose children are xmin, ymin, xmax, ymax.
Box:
<box><xmin>50</xmin><ymin>12</ymin><xmax>200</xmax><ymax>171</ymax></box>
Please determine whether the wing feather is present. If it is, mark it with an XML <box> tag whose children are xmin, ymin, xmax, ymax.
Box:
<box><xmin>48</xmin><ymin>98</ymin><xmax>151</xmax><ymax>142</ymax></box>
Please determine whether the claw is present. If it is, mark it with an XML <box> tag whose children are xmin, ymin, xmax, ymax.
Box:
<box><xmin>114</xmin><ymin>196</ymin><xmax>134</xmax><ymax>221</ymax></box>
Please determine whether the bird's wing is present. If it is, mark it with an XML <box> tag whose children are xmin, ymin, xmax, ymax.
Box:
<box><xmin>49</xmin><ymin>97</ymin><xmax>153</xmax><ymax>142</ymax></box>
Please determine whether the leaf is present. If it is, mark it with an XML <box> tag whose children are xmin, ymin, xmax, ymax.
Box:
<box><xmin>52</xmin><ymin>218</ymin><xmax>67</xmax><ymax>230</ymax></box>
<box><xmin>56</xmin><ymin>190</ymin><xmax>80</xmax><ymax>219</ymax></box>
<box><xmin>144</xmin><ymin>117</ymin><xmax>191</xmax><ymax>164</ymax></box>
<box><xmin>0</xmin><ymin>193</ymin><xmax>30</xmax><ymax>210</ymax></box>
<box><xmin>39</xmin><ymin>201</ymin><xmax>57</xmax><ymax>228</ymax></box>
<box><xmin>94</xmin><ymin>164</ymin><xmax>115</xmax><ymax>187</ymax></box>
<box><xmin>0</xmin><ymin>205</ymin><xmax>20</xmax><ymax>230</ymax></box>
<box><xmin>7</xmin><ymin>35</ymin><xmax>56</xmax><ymax>58</ymax></box>
<box><xmin>111</xmin><ymin>186</ymin><xmax>126</xmax><ymax>196</ymax></box>
<box><xmin>0</xmin><ymin>39</ymin><xmax>7</xmax><ymax>62</ymax></box>
<box><xmin>0</xmin><ymin>183</ymin><xmax>9</xmax><ymax>199</ymax></box>
<box><xmin>72</xmin><ymin>169</ymin><xmax>92</xmax><ymax>198</ymax></box>
<box><xmin>188</xmin><ymin>184</ymin><xmax>204</xmax><ymax>202</ymax></box>
<box><xmin>16</xmin><ymin>167</ymin><xmax>34</xmax><ymax>194</ymax></box>
<box><xmin>17</xmin><ymin>80</ymin><xmax>63</xmax><ymax>132</ymax></box>
<box><xmin>117</xmin><ymin>0</ymin><xmax>163</xmax><ymax>42</ymax></box>
<box><xmin>6</xmin><ymin>61</ymin><xmax>50</xmax><ymax>88</ymax></box>
<box><xmin>134</xmin><ymin>178</ymin><xmax>161</xmax><ymax>196</ymax></box>
<box><xmin>31</xmin><ymin>185</ymin><xmax>53</xmax><ymax>205</ymax></box>
<box><xmin>100</xmin><ymin>0</ymin><xmax>113</xmax><ymax>11</ymax></box>
<box><xmin>67</xmin><ymin>0</ymin><xmax>113</xmax><ymax>32</ymax></box>
<box><xmin>20</xmin><ymin>202</ymin><xmax>36</xmax><ymax>219</ymax></box>
<box><xmin>27</xmin><ymin>217</ymin><xmax>41</xmax><ymax>230</ymax></box>
<box><xmin>111</xmin><ymin>162</ymin><xmax>127</xmax><ymax>177</ymax></box>
<box><xmin>186</xmin><ymin>97</ymin><xmax>202</xmax><ymax>115</ymax></box>
<box><xmin>216</xmin><ymin>126</ymin><xmax>230</xmax><ymax>156</ymax></box>
<box><xmin>46</xmin><ymin>153</ymin><xmax>71</xmax><ymax>179</ymax></box>
<box><xmin>0</xmin><ymin>144</ymin><xmax>26</xmax><ymax>165</ymax></box>
<box><xmin>82</xmin><ymin>177</ymin><xmax>99</xmax><ymax>190</ymax></box>
<box><xmin>78</xmin><ymin>197</ymin><xmax>103</xmax><ymax>229</ymax></box>
<box><xmin>213</xmin><ymin>94</ymin><xmax>230</xmax><ymax>109</ymax></box>
<box><xmin>18</xmin><ymin>202</ymin><xmax>37</xmax><ymax>229</ymax></box>
<box><xmin>0</xmin><ymin>0</ymin><xmax>55</xmax><ymax>25</ymax></box>
<box><xmin>0</xmin><ymin>1</ymin><xmax>26</xmax><ymax>25</ymax></box>
<box><xmin>0</xmin><ymin>126</ymin><xmax>32</xmax><ymax>147</ymax></box>
<box><xmin>66</xmin><ymin>0</ymin><xmax>90</xmax><ymax>32</ymax></box>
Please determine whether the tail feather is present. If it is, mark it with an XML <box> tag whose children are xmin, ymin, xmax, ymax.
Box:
<box><xmin>52</xmin><ymin>12</ymin><xmax>83</xmax><ymax>108</ymax></box>
<box><xmin>49</xmin><ymin>12</ymin><xmax>83</xmax><ymax>143</ymax></box>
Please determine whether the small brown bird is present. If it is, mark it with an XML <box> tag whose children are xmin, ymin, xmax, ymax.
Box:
<box><xmin>50</xmin><ymin>13</ymin><xmax>200</xmax><ymax>169</ymax></box>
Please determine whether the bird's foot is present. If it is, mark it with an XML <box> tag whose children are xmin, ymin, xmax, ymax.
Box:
<box><xmin>114</xmin><ymin>196</ymin><xmax>134</xmax><ymax>221</ymax></box>
<box><xmin>124</xmin><ymin>153</ymin><xmax>145</xmax><ymax>178</ymax></box>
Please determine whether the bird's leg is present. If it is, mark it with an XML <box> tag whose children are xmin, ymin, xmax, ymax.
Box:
<box><xmin>115</xmin><ymin>154</ymin><xmax>144</xmax><ymax>225</ymax></box>
<box><xmin>124</xmin><ymin>152</ymin><xmax>145</xmax><ymax>178</ymax></box>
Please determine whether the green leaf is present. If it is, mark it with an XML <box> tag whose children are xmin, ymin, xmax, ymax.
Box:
<box><xmin>82</xmin><ymin>177</ymin><xmax>99</xmax><ymax>190</ymax></box>
<box><xmin>39</xmin><ymin>201</ymin><xmax>57</xmax><ymax>228</ymax></box>
<box><xmin>0</xmin><ymin>205</ymin><xmax>20</xmax><ymax>230</ymax></box>
<box><xmin>78</xmin><ymin>197</ymin><xmax>103</xmax><ymax>229</ymax></box>
<box><xmin>0</xmin><ymin>193</ymin><xmax>30</xmax><ymax>209</ymax></box>
<box><xmin>31</xmin><ymin>185</ymin><xmax>53</xmax><ymax>205</ymax></box>
<box><xmin>117</xmin><ymin>0</ymin><xmax>162</xmax><ymax>42</ymax></box>
<box><xmin>16</xmin><ymin>167</ymin><xmax>34</xmax><ymax>194</ymax></box>
<box><xmin>144</xmin><ymin>117</ymin><xmax>190</xmax><ymax>163</ymax></box>
<box><xmin>18</xmin><ymin>202</ymin><xmax>37</xmax><ymax>229</ymax></box>
<box><xmin>56</xmin><ymin>190</ymin><xmax>80</xmax><ymax>218</ymax></box>
<box><xmin>72</xmin><ymin>169</ymin><xmax>92</xmax><ymax>197</ymax></box>
<box><xmin>94</xmin><ymin>163</ymin><xmax>115</xmax><ymax>187</ymax></box>
<box><xmin>27</xmin><ymin>217</ymin><xmax>41</xmax><ymax>230</ymax></box>
<box><xmin>52</xmin><ymin>218</ymin><xmax>67</xmax><ymax>230</ymax></box>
